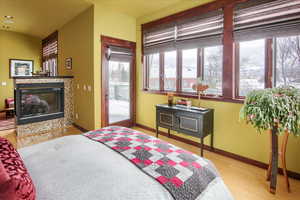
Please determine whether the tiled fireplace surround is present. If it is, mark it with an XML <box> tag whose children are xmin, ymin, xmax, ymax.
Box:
<box><xmin>14</xmin><ymin>77</ymin><xmax>74</xmax><ymax>147</ymax></box>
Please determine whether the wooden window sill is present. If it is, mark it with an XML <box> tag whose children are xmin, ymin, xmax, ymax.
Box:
<box><xmin>142</xmin><ymin>89</ymin><xmax>244</xmax><ymax>104</ymax></box>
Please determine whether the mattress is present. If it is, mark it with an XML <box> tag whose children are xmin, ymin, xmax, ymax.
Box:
<box><xmin>19</xmin><ymin>135</ymin><xmax>233</xmax><ymax>200</ymax></box>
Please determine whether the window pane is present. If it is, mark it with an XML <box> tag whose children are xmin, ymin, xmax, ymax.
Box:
<box><xmin>164</xmin><ymin>51</ymin><xmax>177</xmax><ymax>91</ymax></box>
<box><xmin>275</xmin><ymin>35</ymin><xmax>300</xmax><ymax>89</ymax></box>
<box><xmin>108</xmin><ymin>61</ymin><xmax>130</xmax><ymax>124</ymax></box>
<box><xmin>203</xmin><ymin>46</ymin><xmax>223</xmax><ymax>95</ymax></box>
<box><xmin>182</xmin><ymin>49</ymin><xmax>198</xmax><ymax>92</ymax></box>
<box><xmin>148</xmin><ymin>53</ymin><xmax>160</xmax><ymax>90</ymax></box>
<box><xmin>239</xmin><ymin>39</ymin><xmax>265</xmax><ymax>96</ymax></box>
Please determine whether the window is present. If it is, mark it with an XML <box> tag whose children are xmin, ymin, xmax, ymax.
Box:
<box><xmin>142</xmin><ymin>0</ymin><xmax>300</xmax><ymax>102</ymax></box>
<box><xmin>238</xmin><ymin>39</ymin><xmax>265</xmax><ymax>97</ymax></box>
<box><xmin>145</xmin><ymin>47</ymin><xmax>223</xmax><ymax>95</ymax></box>
<box><xmin>203</xmin><ymin>46</ymin><xmax>223</xmax><ymax>95</ymax></box>
<box><xmin>42</xmin><ymin>31</ymin><xmax>58</xmax><ymax>76</ymax></box>
<box><xmin>275</xmin><ymin>35</ymin><xmax>300</xmax><ymax>89</ymax></box>
<box><xmin>147</xmin><ymin>53</ymin><xmax>160</xmax><ymax>90</ymax></box>
<box><xmin>164</xmin><ymin>51</ymin><xmax>177</xmax><ymax>91</ymax></box>
<box><xmin>182</xmin><ymin>49</ymin><xmax>197</xmax><ymax>92</ymax></box>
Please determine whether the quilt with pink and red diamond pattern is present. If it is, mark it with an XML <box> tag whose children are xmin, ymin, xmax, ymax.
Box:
<box><xmin>84</xmin><ymin>126</ymin><xmax>219</xmax><ymax>200</ymax></box>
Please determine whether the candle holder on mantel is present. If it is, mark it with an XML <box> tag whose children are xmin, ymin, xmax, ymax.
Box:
<box><xmin>192</xmin><ymin>81</ymin><xmax>209</xmax><ymax>107</ymax></box>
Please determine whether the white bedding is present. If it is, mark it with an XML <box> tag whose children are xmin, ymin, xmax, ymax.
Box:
<box><xmin>19</xmin><ymin>135</ymin><xmax>233</xmax><ymax>200</ymax></box>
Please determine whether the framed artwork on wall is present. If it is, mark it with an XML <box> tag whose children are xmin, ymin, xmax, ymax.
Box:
<box><xmin>9</xmin><ymin>59</ymin><xmax>34</xmax><ymax>78</ymax></box>
<box><xmin>65</xmin><ymin>57</ymin><xmax>72</xmax><ymax>70</ymax></box>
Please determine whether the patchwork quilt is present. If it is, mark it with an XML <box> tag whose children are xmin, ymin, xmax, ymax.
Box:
<box><xmin>84</xmin><ymin>126</ymin><xmax>220</xmax><ymax>200</ymax></box>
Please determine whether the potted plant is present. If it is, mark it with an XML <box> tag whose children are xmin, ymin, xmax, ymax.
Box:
<box><xmin>240</xmin><ymin>86</ymin><xmax>300</xmax><ymax>193</ymax></box>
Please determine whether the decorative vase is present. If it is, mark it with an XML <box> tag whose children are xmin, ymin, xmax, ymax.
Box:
<box><xmin>167</xmin><ymin>92</ymin><xmax>174</xmax><ymax>106</ymax></box>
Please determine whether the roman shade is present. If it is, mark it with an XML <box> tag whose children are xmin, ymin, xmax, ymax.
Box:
<box><xmin>143</xmin><ymin>24</ymin><xmax>176</xmax><ymax>54</ymax></box>
<box><xmin>234</xmin><ymin>0</ymin><xmax>300</xmax><ymax>41</ymax></box>
<box><xmin>42</xmin><ymin>31</ymin><xmax>58</xmax><ymax>59</ymax></box>
<box><xmin>176</xmin><ymin>10</ymin><xmax>223</xmax><ymax>50</ymax></box>
<box><xmin>143</xmin><ymin>10</ymin><xmax>223</xmax><ymax>54</ymax></box>
<box><xmin>107</xmin><ymin>45</ymin><xmax>133</xmax><ymax>62</ymax></box>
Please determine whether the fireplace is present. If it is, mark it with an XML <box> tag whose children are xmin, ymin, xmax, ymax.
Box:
<box><xmin>15</xmin><ymin>83</ymin><xmax>64</xmax><ymax>125</ymax></box>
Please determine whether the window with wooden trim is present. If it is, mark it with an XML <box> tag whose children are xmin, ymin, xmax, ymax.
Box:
<box><xmin>203</xmin><ymin>46</ymin><xmax>223</xmax><ymax>96</ymax></box>
<box><xmin>42</xmin><ymin>31</ymin><xmax>58</xmax><ymax>76</ymax></box>
<box><xmin>142</xmin><ymin>0</ymin><xmax>300</xmax><ymax>102</ymax></box>
<box><xmin>236</xmin><ymin>39</ymin><xmax>266</xmax><ymax>97</ymax></box>
<box><xmin>143</xmin><ymin>9</ymin><xmax>224</xmax><ymax>96</ymax></box>
<box><xmin>147</xmin><ymin>53</ymin><xmax>160</xmax><ymax>90</ymax></box>
<box><xmin>234</xmin><ymin>0</ymin><xmax>300</xmax><ymax>97</ymax></box>
<box><xmin>144</xmin><ymin>46</ymin><xmax>223</xmax><ymax>96</ymax></box>
<box><xmin>164</xmin><ymin>51</ymin><xmax>177</xmax><ymax>91</ymax></box>
<box><xmin>181</xmin><ymin>49</ymin><xmax>198</xmax><ymax>93</ymax></box>
<box><xmin>274</xmin><ymin>35</ymin><xmax>300</xmax><ymax>89</ymax></box>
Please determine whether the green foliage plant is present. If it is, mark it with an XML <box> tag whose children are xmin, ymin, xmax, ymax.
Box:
<box><xmin>240</xmin><ymin>86</ymin><xmax>300</xmax><ymax>136</ymax></box>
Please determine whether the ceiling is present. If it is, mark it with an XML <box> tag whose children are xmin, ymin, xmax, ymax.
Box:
<box><xmin>0</xmin><ymin>0</ymin><xmax>198</xmax><ymax>38</ymax></box>
<box><xmin>96</xmin><ymin>0</ymin><xmax>185</xmax><ymax>18</ymax></box>
<box><xmin>0</xmin><ymin>0</ymin><xmax>93</xmax><ymax>38</ymax></box>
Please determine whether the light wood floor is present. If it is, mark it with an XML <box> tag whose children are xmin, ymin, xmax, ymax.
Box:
<box><xmin>1</xmin><ymin>126</ymin><xmax>299</xmax><ymax>200</ymax></box>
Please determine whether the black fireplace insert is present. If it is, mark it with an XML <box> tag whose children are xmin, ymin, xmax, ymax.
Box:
<box><xmin>15</xmin><ymin>83</ymin><xmax>64</xmax><ymax>125</ymax></box>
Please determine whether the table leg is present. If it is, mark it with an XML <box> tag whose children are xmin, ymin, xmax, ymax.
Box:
<box><xmin>269</xmin><ymin>128</ymin><xmax>278</xmax><ymax>194</ymax></box>
<box><xmin>200</xmin><ymin>137</ymin><xmax>204</xmax><ymax>157</ymax></box>
<box><xmin>210</xmin><ymin>132</ymin><xmax>214</xmax><ymax>151</ymax></box>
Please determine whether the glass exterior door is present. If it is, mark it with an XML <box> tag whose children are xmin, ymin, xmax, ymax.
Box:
<box><xmin>108</xmin><ymin>60</ymin><xmax>131</xmax><ymax>124</ymax></box>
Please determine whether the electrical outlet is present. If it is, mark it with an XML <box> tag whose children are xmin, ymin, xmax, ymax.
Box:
<box><xmin>1</xmin><ymin>82</ymin><xmax>7</xmax><ymax>86</ymax></box>
<box><xmin>75</xmin><ymin>113</ymin><xmax>79</xmax><ymax>119</ymax></box>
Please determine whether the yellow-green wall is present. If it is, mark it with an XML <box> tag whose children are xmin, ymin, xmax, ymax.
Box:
<box><xmin>58</xmin><ymin>6</ymin><xmax>94</xmax><ymax>130</ymax></box>
<box><xmin>58</xmin><ymin>4</ymin><xmax>136</xmax><ymax>130</ymax></box>
<box><xmin>0</xmin><ymin>30</ymin><xmax>41</xmax><ymax>110</ymax></box>
<box><xmin>93</xmin><ymin>3</ymin><xmax>136</xmax><ymax>129</ymax></box>
<box><xmin>135</xmin><ymin>0</ymin><xmax>300</xmax><ymax>174</ymax></box>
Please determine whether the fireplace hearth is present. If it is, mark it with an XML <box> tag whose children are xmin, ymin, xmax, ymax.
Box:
<box><xmin>15</xmin><ymin>83</ymin><xmax>64</xmax><ymax>125</ymax></box>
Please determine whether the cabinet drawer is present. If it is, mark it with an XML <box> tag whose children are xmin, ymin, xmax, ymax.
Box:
<box><xmin>175</xmin><ymin>112</ymin><xmax>204</xmax><ymax>137</ymax></box>
<box><xmin>179</xmin><ymin>115</ymin><xmax>199</xmax><ymax>132</ymax></box>
<box><xmin>157</xmin><ymin>110</ymin><xmax>174</xmax><ymax>128</ymax></box>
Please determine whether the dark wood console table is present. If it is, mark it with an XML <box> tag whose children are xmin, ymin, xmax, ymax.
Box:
<box><xmin>156</xmin><ymin>104</ymin><xmax>214</xmax><ymax>157</ymax></box>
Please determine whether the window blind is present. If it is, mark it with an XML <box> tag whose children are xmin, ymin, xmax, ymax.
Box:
<box><xmin>234</xmin><ymin>0</ymin><xmax>300</xmax><ymax>41</ymax></box>
<box><xmin>42</xmin><ymin>31</ymin><xmax>58</xmax><ymax>59</ymax></box>
<box><xmin>107</xmin><ymin>45</ymin><xmax>133</xmax><ymax>62</ymax></box>
<box><xmin>176</xmin><ymin>10</ymin><xmax>223</xmax><ymax>49</ymax></box>
<box><xmin>143</xmin><ymin>10</ymin><xmax>223</xmax><ymax>54</ymax></box>
<box><xmin>42</xmin><ymin>40</ymin><xmax>57</xmax><ymax>58</ymax></box>
<box><xmin>143</xmin><ymin>24</ymin><xmax>176</xmax><ymax>54</ymax></box>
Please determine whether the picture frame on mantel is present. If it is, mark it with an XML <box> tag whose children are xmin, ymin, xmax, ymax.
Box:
<box><xmin>65</xmin><ymin>57</ymin><xmax>72</xmax><ymax>70</ymax></box>
<box><xmin>9</xmin><ymin>59</ymin><xmax>34</xmax><ymax>78</ymax></box>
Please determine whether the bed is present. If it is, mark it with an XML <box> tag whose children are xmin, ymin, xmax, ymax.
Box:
<box><xmin>5</xmin><ymin>126</ymin><xmax>233</xmax><ymax>200</ymax></box>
